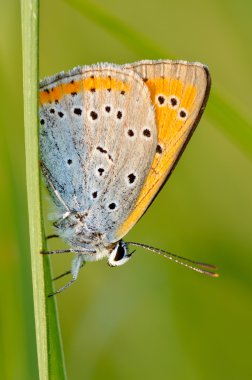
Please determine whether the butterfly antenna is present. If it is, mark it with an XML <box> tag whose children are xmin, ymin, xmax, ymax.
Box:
<box><xmin>127</xmin><ymin>242</ymin><xmax>219</xmax><ymax>277</ymax></box>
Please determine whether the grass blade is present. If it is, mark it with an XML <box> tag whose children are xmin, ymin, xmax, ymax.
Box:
<box><xmin>21</xmin><ymin>1</ymin><xmax>67</xmax><ymax>379</ymax></box>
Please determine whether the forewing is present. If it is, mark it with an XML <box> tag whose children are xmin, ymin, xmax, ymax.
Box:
<box><xmin>39</xmin><ymin>64</ymin><xmax>157</xmax><ymax>243</ymax></box>
<box><xmin>116</xmin><ymin>60</ymin><xmax>210</xmax><ymax>239</ymax></box>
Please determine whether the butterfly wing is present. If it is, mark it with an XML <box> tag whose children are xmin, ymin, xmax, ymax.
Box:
<box><xmin>116</xmin><ymin>60</ymin><xmax>211</xmax><ymax>240</ymax></box>
<box><xmin>39</xmin><ymin>64</ymin><xmax>157</xmax><ymax>246</ymax></box>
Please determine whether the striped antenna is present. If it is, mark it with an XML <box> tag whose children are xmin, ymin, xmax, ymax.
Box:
<box><xmin>127</xmin><ymin>242</ymin><xmax>219</xmax><ymax>277</ymax></box>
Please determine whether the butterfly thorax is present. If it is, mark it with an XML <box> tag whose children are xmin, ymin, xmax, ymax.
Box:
<box><xmin>54</xmin><ymin>210</ymin><xmax>112</xmax><ymax>253</ymax></box>
<box><xmin>53</xmin><ymin>210</ymin><xmax>131</xmax><ymax>266</ymax></box>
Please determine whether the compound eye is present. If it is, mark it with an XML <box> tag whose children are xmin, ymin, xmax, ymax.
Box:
<box><xmin>108</xmin><ymin>241</ymin><xmax>131</xmax><ymax>267</ymax></box>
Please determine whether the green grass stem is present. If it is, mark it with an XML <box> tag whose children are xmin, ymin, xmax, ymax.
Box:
<box><xmin>21</xmin><ymin>1</ymin><xmax>67</xmax><ymax>379</ymax></box>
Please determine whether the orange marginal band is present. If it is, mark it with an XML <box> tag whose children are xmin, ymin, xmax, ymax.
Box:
<box><xmin>40</xmin><ymin>77</ymin><xmax>130</xmax><ymax>105</ymax></box>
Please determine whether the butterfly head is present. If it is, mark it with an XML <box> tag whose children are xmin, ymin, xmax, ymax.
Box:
<box><xmin>108</xmin><ymin>240</ymin><xmax>132</xmax><ymax>267</ymax></box>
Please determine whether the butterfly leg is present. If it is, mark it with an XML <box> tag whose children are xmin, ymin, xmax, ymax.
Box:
<box><xmin>53</xmin><ymin>269</ymin><xmax>71</xmax><ymax>281</ymax></box>
<box><xmin>53</xmin><ymin>262</ymin><xmax>85</xmax><ymax>281</ymax></box>
<box><xmin>48</xmin><ymin>254</ymin><xmax>85</xmax><ymax>297</ymax></box>
<box><xmin>46</xmin><ymin>234</ymin><xmax>59</xmax><ymax>240</ymax></box>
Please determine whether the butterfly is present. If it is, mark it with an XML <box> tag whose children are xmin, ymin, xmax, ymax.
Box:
<box><xmin>39</xmin><ymin>60</ymin><xmax>217</xmax><ymax>296</ymax></box>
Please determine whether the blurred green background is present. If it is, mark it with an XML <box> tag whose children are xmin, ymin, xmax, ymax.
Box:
<box><xmin>1</xmin><ymin>0</ymin><xmax>252</xmax><ymax>379</ymax></box>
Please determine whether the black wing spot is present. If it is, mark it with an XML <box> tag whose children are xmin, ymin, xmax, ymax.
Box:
<box><xmin>67</xmin><ymin>159</ymin><xmax>72</xmax><ymax>165</ymax></box>
<box><xmin>127</xmin><ymin>129</ymin><xmax>134</xmax><ymax>137</ymax></box>
<box><xmin>97</xmin><ymin>146</ymin><xmax>107</xmax><ymax>154</ymax></box>
<box><xmin>156</xmin><ymin>144</ymin><xmax>163</xmax><ymax>154</ymax></box>
<box><xmin>96</xmin><ymin>146</ymin><xmax>113</xmax><ymax>162</ymax></box>
<box><xmin>117</xmin><ymin>111</ymin><xmax>122</xmax><ymax>119</ymax></box>
<box><xmin>49</xmin><ymin>108</ymin><xmax>55</xmax><ymax>114</ymax></box>
<box><xmin>158</xmin><ymin>95</ymin><xmax>165</xmax><ymax>105</ymax></box>
<box><xmin>40</xmin><ymin>119</ymin><xmax>45</xmax><ymax>125</ymax></box>
<box><xmin>90</xmin><ymin>111</ymin><xmax>98</xmax><ymax>120</ymax></box>
<box><xmin>108</xmin><ymin>202</ymin><xmax>116</xmax><ymax>210</ymax></box>
<box><xmin>143</xmin><ymin>129</ymin><xmax>151</xmax><ymax>137</ymax></box>
<box><xmin>98</xmin><ymin>167</ymin><xmax>105</xmax><ymax>176</ymax></box>
<box><xmin>179</xmin><ymin>109</ymin><xmax>187</xmax><ymax>119</ymax></box>
<box><xmin>128</xmin><ymin>173</ymin><xmax>136</xmax><ymax>184</ymax></box>
<box><xmin>168</xmin><ymin>96</ymin><xmax>179</xmax><ymax>108</ymax></box>
<box><xmin>74</xmin><ymin>108</ymin><xmax>82</xmax><ymax>116</ymax></box>
<box><xmin>170</xmin><ymin>97</ymin><xmax>178</xmax><ymax>106</ymax></box>
<box><xmin>105</xmin><ymin>106</ymin><xmax>111</xmax><ymax>113</ymax></box>
<box><xmin>58</xmin><ymin>111</ymin><xmax>64</xmax><ymax>118</ymax></box>
<box><xmin>92</xmin><ymin>191</ymin><xmax>98</xmax><ymax>199</ymax></box>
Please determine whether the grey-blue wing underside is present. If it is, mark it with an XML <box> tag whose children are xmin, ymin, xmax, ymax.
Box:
<box><xmin>39</xmin><ymin>64</ymin><xmax>157</xmax><ymax>244</ymax></box>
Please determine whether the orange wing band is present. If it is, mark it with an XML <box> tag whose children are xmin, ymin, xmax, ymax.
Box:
<box><xmin>40</xmin><ymin>77</ymin><xmax>129</xmax><ymax>105</ymax></box>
